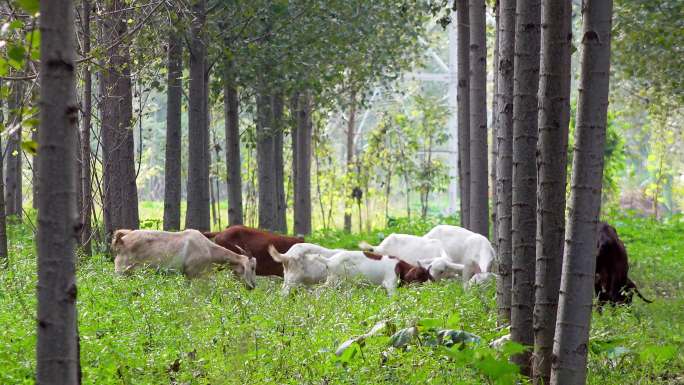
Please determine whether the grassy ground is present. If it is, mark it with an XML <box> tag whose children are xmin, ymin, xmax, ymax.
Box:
<box><xmin>0</xmin><ymin>215</ymin><xmax>682</xmax><ymax>384</ymax></box>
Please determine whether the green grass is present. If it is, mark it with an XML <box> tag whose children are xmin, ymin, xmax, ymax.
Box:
<box><xmin>1</xmin><ymin>215</ymin><xmax>683</xmax><ymax>384</ymax></box>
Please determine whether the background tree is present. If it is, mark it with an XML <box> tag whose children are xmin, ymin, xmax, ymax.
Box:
<box><xmin>510</xmin><ymin>0</ymin><xmax>540</xmax><ymax>375</ymax></box>
<box><xmin>0</xmin><ymin>79</ymin><xmax>7</xmax><ymax>266</ymax></box>
<box><xmin>79</xmin><ymin>0</ymin><xmax>93</xmax><ymax>255</ymax></box>
<box><xmin>495</xmin><ymin>0</ymin><xmax>516</xmax><ymax>325</ymax></box>
<box><xmin>5</xmin><ymin>80</ymin><xmax>23</xmax><ymax>220</ymax></box>
<box><xmin>292</xmin><ymin>92</ymin><xmax>313</xmax><ymax>235</ymax></box>
<box><xmin>533</xmin><ymin>0</ymin><xmax>572</xmax><ymax>383</ymax></box>
<box><xmin>551</xmin><ymin>1</ymin><xmax>614</xmax><ymax>383</ymax></box>
<box><xmin>468</xmin><ymin>0</ymin><xmax>488</xmax><ymax>237</ymax></box>
<box><xmin>163</xmin><ymin>28</ymin><xmax>182</xmax><ymax>231</ymax></box>
<box><xmin>185</xmin><ymin>0</ymin><xmax>210</xmax><ymax>231</ymax></box>
<box><xmin>100</xmin><ymin>0</ymin><xmax>140</xmax><ymax>237</ymax></box>
<box><xmin>457</xmin><ymin>0</ymin><xmax>470</xmax><ymax>229</ymax></box>
<box><xmin>36</xmin><ymin>1</ymin><xmax>80</xmax><ymax>382</ymax></box>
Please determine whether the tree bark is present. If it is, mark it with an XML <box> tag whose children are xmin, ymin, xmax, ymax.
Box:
<box><xmin>273</xmin><ymin>94</ymin><xmax>287</xmax><ymax>233</ymax></box>
<box><xmin>551</xmin><ymin>2</ymin><xmax>613</xmax><ymax>384</ymax></box>
<box><xmin>457</xmin><ymin>0</ymin><xmax>471</xmax><ymax>229</ymax></box>
<box><xmin>496</xmin><ymin>0</ymin><xmax>516</xmax><ymax>326</ymax></box>
<box><xmin>292</xmin><ymin>92</ymin><xmax>312</xmax><ymax>236</ymax></box>
<box><xmin>224</xmin><ymin>63</ymin><xmax>243</xmax><ymax>225</ymax></box>
<box><xmin>100</xmin><ymin>0</ymin><xmax>139</xmax><ymax>237</ymax></box>
<box><xmin>163</xmin><ymin>30</ymin><xmax>182</xmax><ymax>231</ymax></box>
<box><xmin>491</xmin><ymin>0</ymin><xmax>500</xmax><ymax>252</ymax></box>
<box><xmin>5</xmin><ymin>80</ymin><xmax>23</xmax><ymax>220</ymax></box>
<box><xmin>0</xmin><ymin>80</ymin><xmax>8</xmax><ymax>266</ymax></box>
<box><xmin>36</xmin><ymin>1</ymin><xmax>80</xmax><ymax>382</ymax></box>
<box><xmin>185</xmin><ymin>0</ymin><xmax>210</xmax><ymax>231</ymax></box>
<box><xmin>468</xmin><ymin>0</ymin><xmax>489</xmax><ymax>237</ymax></box>
<box><xmin>256</xmin><ymin>92</ymin><xmax>277</xmax><ymax>231</ymax></box>
<box><xmin>80</xmin><ymin>0</ymin><xmax>93</xmax><ymax>256</ymax></box>
<box><xmin>533</xmin><ymin>1</ymin><xmax>571</xmax><ymax>383</ymax></box>
<box><xmin>344</xmin><ymin>89</ymin><xmax>357</xmax><ymax>233</ymax></box>
<box><xmin>511</xmin><ymin>0</ymin><xmax>540</xmax><ymax>375</ymax></box>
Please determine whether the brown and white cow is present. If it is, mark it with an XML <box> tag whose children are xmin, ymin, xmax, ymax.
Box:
<box><xmin>315</xmin><ymin>250</ymin><xmax>431</xmax><ymax>296</ymax></box>
<box><xmin>112</xmin><ymin>229</ymin><xmax>257</xmax><ymax>288</ymax></box>
<box><xmin>203</xmin><ymin>225</ymin><xmax>304</xmax><ymax>277</ymax></box>
<box><xmin>595</xmin><ymin>222</ymin><xmax>652</xmax><ymax>305</ymax></box>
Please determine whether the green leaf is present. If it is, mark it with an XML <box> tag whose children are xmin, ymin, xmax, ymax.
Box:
<box><xmin>8</xmin><ymin>44</ymin><xmax>25</xmax><ymax>62</ymax></box>
<box><xmin>21</xmin><ymin>140</ymin><xmax>37</xmax><ymax>155</ymax></box>
<box><xmin>417</xmin><ymin>318</ymin><xmax>441</xmax><ymax>329</ymax></box>
<box><xmin>639</xmin><ymin>345</ymin><xmax>677</xmax><ymax>364</ymax></box>
<box><xmin>17</xmin><ymin>0</ymin><xmax>39</xmax><ymax>14</ymax></box>
<box><xmin>501</xmin><ymin>341</ymin><xmax>528</xmax><ymax>356</ymax></box>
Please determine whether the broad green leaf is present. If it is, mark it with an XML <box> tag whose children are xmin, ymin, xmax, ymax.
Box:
<box><xmin>417</xmin><ymin>318</ymin><xmax>441</xmax><ymax>329</ymax></box>
<box><xmin>21</xmin><ymin>140</ymin><xmax>37</xmax><ymax>155</ymax></box>
<box><xmin>8</xmin><ymin>44</ymin><xmax>25</xmax><ymax>62</ymax></box>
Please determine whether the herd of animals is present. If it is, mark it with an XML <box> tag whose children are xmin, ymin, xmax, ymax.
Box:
<box><xmin>111</xmin><ymin>222</ymin><xmax>651</xmax><ymax>306</ymax></box>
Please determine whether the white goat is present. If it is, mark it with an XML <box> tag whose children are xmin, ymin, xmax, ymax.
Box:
<box><xmin>268</xmin><ymin>243</ymin><xmax>344</xmax><ymax>294</ymax></box>
<box><xmin>423</xmin><ymin>225</ymin><xmax>496</xmax><ymax>282</ymax></box>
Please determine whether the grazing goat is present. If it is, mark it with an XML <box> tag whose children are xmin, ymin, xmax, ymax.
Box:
<box><xmin>268</xmin><ymin>243</ymin><xmax>345</xmax><ymax>294</ymax></box>
<box><xmin>423</xmin><ymin>225</ymin><xmax>496</xmax><ymax>282</ymax></box>
<box><xmin>204</xmin><ymin>225</ymin><xmax>303</xmax><ymax>277</ymax></box>
<box><xmin>316</xmin><ymin>251</ymin><xmax>431</xmax><ymax>296</ymax></box>
<box><xmin>359</xmin><ymin>234</ymin><xmax>463</xmax><ymax>281</ymax></box>
<box><xmin>595</xmin><ymin>222</ymin><xmax>652</xmax><ymax>305</ymax></box>
<box><xmin>112</xmin><ymin>229</ymin><xmax>257</xmax><ymax>288</ymax></box>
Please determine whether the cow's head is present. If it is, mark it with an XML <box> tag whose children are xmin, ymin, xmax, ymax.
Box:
<box><xmin>426</xmin><ymin>258</ymin><xmax>464</xmax><ymax>281</ymax></box>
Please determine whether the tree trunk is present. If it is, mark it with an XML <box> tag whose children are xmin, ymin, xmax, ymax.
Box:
<box><xmin>0</xmin><ymin>80</ymin><xmax>8</xmax><ymax>267</ymax></box>
<box><xmin>36</xmin><ymin>2</ymin><xmax>80</xmax><ymax>382</ymax></box>
<box><xmin>5</xmin><ymin>80</ymin><xmax>23</xmax><ymax>220</ymax></box>
<box><xmin>163</xmin><ymin>30</ymin><xmax>182</xmax><ymax>231</ymax></box>
<box><xmin>496</xmin><ymin>0</ymin><xmax>515</xmax><ymax>326</ymax></box>
<box><xmin>185</xmin><ymin>0</ymin><xmax>210</xmax><ymax>231</ymax></box>
<box><xmin>273</xmin><ymin>94</ymin><xmax>287</xmax><ymax>233</ymax></box>
<box><xmin>533</xmin><ymin>1</ymin><xmax>572</xmax><ymax>383</ymax></box>
<box><xmin>468</xmin><ymin>0</ymin><xmax>489</xmax><ymax>237</ymax></box>
<box><xmin>100</xmin><ymin>0</ymin><xmax>139</xmax><ymax>237</ymax></box>
<box><xmin>511</xmin><ymin>0</ymin><xmax>540</xmax><ymax>375</ymax></box>
<box><xmin>491</xmin><ymin>0</ymin><xmax>500</xmax><ymax>252</ymax></box>
<box><xmin>344</xmin><ymin>90</ymin><xmax>357</xmax><ymax>233</ymax></box>
<box><xmin>292</xmin><ymin>92</ymin><xmax>312</xmax><ymax>236</ymax></box>
<box><xmin>80</xmin><ymin>0</ymin><xmax>93</xmax><ymax>255</ymax></box>
<box><xmin>551</xmin><ymin>2</ymin><xmax>613</xmax><ymax>384</ymax></box>
<box><xmin>256</xmin><ymin>92</ymin><xmax>277</xmax><ymax>231</ymax></box>
<box><xmin>33</xmin><ymin>124</ymin><xmax>40</xmax><ymax>210</ymax></box>
<box><xmin>224</xmin><ymin>63</ymin><xmax>243</xmax><ymax>225</ymax></box>
<box><xmin>457</xmin><ymin>0</ymin><xmax>471</xmax><ymax>229</ymax></box>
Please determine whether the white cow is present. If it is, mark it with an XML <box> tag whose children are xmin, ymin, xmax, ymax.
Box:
<box><xmin>315</xmin><ymin>250</ymin><xmax>431</xmax><ymax>296</ymax></box>
<box><xmin>423</xmin><ymin>225</ymin><xmax>496</xmax><ymax>282</ymax></box>
<box><xmin>268</xmin><ymin>243</ymin><xmax>345</xmax><ymax>294</ymax></box>
<box><xmin>359</xmin><ymin>234</ymin><xmax>464</xmax><ymax>281</ymax></box>
<box><xmin>112</xmin><ymin>229</ymin><xmax>257</xmax><ymax>288</ymax></box>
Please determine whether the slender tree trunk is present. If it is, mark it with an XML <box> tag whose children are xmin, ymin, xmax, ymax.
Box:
<box><xmin>469</xmin><ymin>0</ymin><xmax>489</xmax><ymax>237</ymax></box>
<box><xmin>511</xmin><ymin>0</ymin><xmax>540</xmax><ymax>375</ymax></box>
<box><xmin>457</xmin><ymin>0</ymin><xmax>471</xmax><ymax>229</ymax></box>
<box><xmin>533</xmin><ymin>1</ymin><xmax>572</xmax><ymax>383</ymax></box>
<box><xmin>224</xmin><ymin>63</ymin><xmax>243</xmax><ymax>225</ymax></box>
<box><xmin>80</xmin><ymin>0</ymin><xmax>92</xmax><ymax>255</ymax></box>
<box><xmin>273</xmin><ymin>94</ymin><xmax>287</xmax><ymax>233</ymax></box>
<box><xmin>256</xmin><ymin>91</ymin><xmax>277</xmax><ymax>231</ymax></box>
<box><xmin>163</xmin><ymin>30</ymin><xmax>182</xmax><ymax>231</ymax></box>
<box><xmin>5</xmin><ymin>80</ymin><xmax>23</xmax><ymax>220</ymax></box>
<box><xmin>491</xmin><ymin>0</ymin><xmax>500</xmax><ymax>252</ymax></box>
<box><xmin>36</xmin><ymin>2</ymin><xmax>80</xmax><ymax>382</ymax></box>
<box><xmin>33</xmin><ymin>124</ymin><xmax>40</xmax><ymax>210</ymax></box>
<box><xmin>0</xmin><ymin>80</ymin><xmax>8</xmax><ymax>266</ymax></box>
<box><xmin>292</xmin><ymin>92</ymin><xmax>312</xmax><ymax>236</ymax></box>
<box><xmin>496</xmin><ymin>0</ymin><xmax>516</xmax><ymax>325</ymax></box>
<box><xmin>185</xmin><ymin>0</ymin><xmax>210</xmax><ymax>231</ymax></box>
<box><xmin>551</xmin><ymin>2</ymin><xmax>613</xmax><ymax>384</ymax></box>
<box><xmin>100</xmin><ymin>0</ymin><xmax>139</xmax><ymax>237</ymax></box>
<box><xmin>344</xmin><ymin>90</ymin><xmax>357</xmax><ymax>232</ymax></box>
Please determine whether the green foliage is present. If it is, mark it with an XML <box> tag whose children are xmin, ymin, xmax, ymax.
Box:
<box><xmin>2</xmin><ymin>215</ymin><xmax>683</xmax><ymax>383</ymax></box>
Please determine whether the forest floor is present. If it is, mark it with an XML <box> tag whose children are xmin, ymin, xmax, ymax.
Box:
<box><xmin>1</xmin><ymin>215</ymin><xmax>682</xmax><ymax>384</ymax></box>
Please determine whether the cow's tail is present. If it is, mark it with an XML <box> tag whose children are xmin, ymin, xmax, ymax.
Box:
<box><xmin>627</xmin><ymin>279</ymin><xmax>653</xmax><ymax>303</ymax></box>
<box><xmin>358</xmin><ymin>241</ymin><xmax>374</xmax><ymax>252</ymax></box>
<box><xmin>268</xmin><ymin>245</ymin><xmax>288</xmax><ymax>263</ymax></box>
<box><xmin>203</xmin><ymin>231</ymin><xmax>219</xmax><ymax>239</ymax></box>
<box><xmin>111</xmin><ymin>229</ymin><xmax>131</xmax><ymax>251</ymax></box>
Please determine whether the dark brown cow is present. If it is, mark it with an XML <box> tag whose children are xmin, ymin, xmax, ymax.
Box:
<box><xmin>595</xmin><ymin>222</ymin><xmax>652</xmax><ymax>305</ymax></box>
<box><xmin>204</xmin><ymin>225</ymin><xmax>304</xmax><ymax>276</ymax></box>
